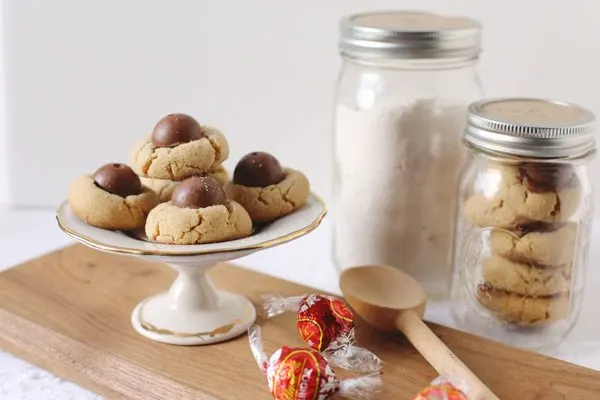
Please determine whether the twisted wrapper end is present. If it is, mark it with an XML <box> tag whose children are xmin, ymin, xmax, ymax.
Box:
<box><xmin>339</xmin><ymin>372</ymin><xmax>383</xmax><ymax>400</ymax></box>
<box><xmin>248</xmin><ymin>325</ymin><xmax>269</xmax><ymax>372</ymax></box>
<box><xmin>260</xmin><ymin>293</ymin><xmax>306</xmax><ymax>318</ymax></box>
<box><xmin>324</xmin><ymin>328</ymin><xmax>383</xmax><ymax>373</ymax></box>
<box><xmin>327</xmin><ymin>345</ymin><xmax>383</xmax><ymax>374</ymax></box>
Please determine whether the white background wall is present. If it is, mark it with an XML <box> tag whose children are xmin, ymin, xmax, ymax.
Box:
<box><xmin>2</xmin><ymin>0</ymin><xmax>600</xmax><ymax>208</ymax></box>
<box><xmin>0</xmin><ymin>1</ymin><xmax>7</xmax><ymax>205</ymax></box>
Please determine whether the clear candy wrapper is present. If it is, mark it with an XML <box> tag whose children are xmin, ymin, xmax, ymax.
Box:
<box><xmin>249</xmin><ymin>325</ymin><xmax>382</xmax><ymax>400</ymax></box>
<box><xmin>261</xmin><ymin>293</ymin><xmax>382</xmax><ymax>373</ymax></box>
<box><xmin>414</xmin><ymin>376</ymin><xmax>470</xmax><ymax>400</ymax></box>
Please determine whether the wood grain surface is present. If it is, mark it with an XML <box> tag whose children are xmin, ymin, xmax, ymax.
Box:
<box><xmin>0</xmin><ymin>244</ymin><xmax>599</xmax><ymax>400</ymax></box>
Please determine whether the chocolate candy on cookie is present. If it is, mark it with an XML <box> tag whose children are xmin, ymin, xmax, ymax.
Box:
<box><xmin>145</xmin><ymin>176</ymin><xmax>252</xmax><ymax>245</ymax></box>
<box><xmin>248</xmin><ymin>325</ymin><xmax>381</xmax><ymax>400</ymax></box>
<box><xmin>233</xmin><ymin>151</ymin><xmax>285</xmax><ymax>187</ymax></box>
<box><xmin>226</xmin><ymin>152</ymin><xmax>310</xmax><ymax>222</ymax></box>
<box><xmin>260</xmin><ymin>293</ymin><xmax>382</xmax><ymax>373</ymax></box>
<box><xmin>68</xmin><ymin>163</ymin><xmax>158</xmax><ymax>231</ymax></box>
<box><xmin>130</xmin><ymin>113</ymin><xmax>229</xmax><ymax>181</ymax></box>
<box><xmin>93</xmin><ymin>163</ymin><xmax>142</xmax><ymax>197</ymax></box>
<box><xmin>151</xmin><ymin>113</ymin><xmax>205</xmax><ymax>148</ymax></box>
<box><xmin>518</xmin><ymin>163</ymin><xmax>578</xmax><ymax>193</ymax></box>
<box><xmin>171</xmin><ymin>176</ymin><xmax>227</xmax><ymax>209</ymax></box>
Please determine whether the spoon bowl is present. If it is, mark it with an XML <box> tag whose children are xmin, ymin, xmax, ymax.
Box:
<box><xmin>340</xmin><ymin>264</ymin><xmax>426</xmax><ymax>331</ymax></box>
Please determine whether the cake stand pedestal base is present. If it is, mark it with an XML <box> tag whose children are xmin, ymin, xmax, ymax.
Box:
<box><xmin>130</xmin><ymin>262</ymin><xmax>257</xmax><ymax>346</ymax></box>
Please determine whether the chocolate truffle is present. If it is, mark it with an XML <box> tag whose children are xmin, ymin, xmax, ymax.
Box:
<box><xmin>171</xmin><ymin>176</ymin><xmax>227</xmax><ymax>209</ymax></box>
<box><xmin>151</xmin><ymin>113</ymin><xmax>205</xmax><ymax>147</ymax></box>
<box><xmin>519</xmin><ymin>163</ymin><xmax>576</xmax><ymax>192</ymax></box>
<box><xmin>93</xmin><ymin>163</ymin><xmax>142</xmax><ymax>197</ymax></box>
<box><xmin>233</xmin><ymin>152</ymin><xmax>285</xmax><ymax>187</ymax></box>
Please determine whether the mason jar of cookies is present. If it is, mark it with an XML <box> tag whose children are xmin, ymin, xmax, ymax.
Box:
<box><xmin>450</xmin><ymin>98</ymin><xmax>596</xmax><ymax>349</ymax></box>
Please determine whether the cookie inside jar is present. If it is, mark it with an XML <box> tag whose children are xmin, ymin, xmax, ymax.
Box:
<box><xmin>451</xmin><ymin>98</ymin><xmax>596</xmax><ymax>350</ymax></box>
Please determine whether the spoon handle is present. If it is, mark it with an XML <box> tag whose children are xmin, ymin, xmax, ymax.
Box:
<box><xmin>395</xmin><ymin>311</ymin><xmax>501</xmax><ymax>400</ymax></box>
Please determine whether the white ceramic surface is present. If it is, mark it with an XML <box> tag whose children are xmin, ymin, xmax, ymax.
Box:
<box><xmin>55</xmin><ymin>194</ymin><xmax>326</xmax><ymax>345</ymax></box>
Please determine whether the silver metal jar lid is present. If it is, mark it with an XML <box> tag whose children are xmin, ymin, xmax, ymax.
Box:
<box><xmin>339</xmin><ymin>10</ymin><xmax>481</xmax><ymax>60</ymax></box>
<box><xmin>464</xmin><ymin>98</ymin><xmax>596</xmax><ymax>159</ymax></box>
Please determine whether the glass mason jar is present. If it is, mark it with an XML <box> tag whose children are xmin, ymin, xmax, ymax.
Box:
<box><xmin>450</xmin><ymin>98</ymin><xmax>596</xmax><ymax>349</ymax></box>
<box><xmin>332</xmin><ymin>11</ymin><xmax>484</xmax><ymax>298</ymax></box>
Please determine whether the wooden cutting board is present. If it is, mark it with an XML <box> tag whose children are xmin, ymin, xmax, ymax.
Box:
<box><xmin>0</xmin><ymin>244</ymin><xmax>599</xmax><ymax>400</ymax></box>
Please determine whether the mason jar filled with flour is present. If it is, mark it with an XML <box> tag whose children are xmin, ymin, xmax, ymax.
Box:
<box><xmin>332</xmin><ymin>11</ymin><xmax>484</xmax><ymax>298</ymax></box>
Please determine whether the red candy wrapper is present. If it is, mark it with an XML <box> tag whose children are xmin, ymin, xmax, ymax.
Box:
<box><xmin>249</xmin><ymin>325</ymin><xmax>382</xmax><ymax>400</ymax></box>
<box><xmin>414</xmin><ymin>377</ymin><xmax>470</xmax><ymax>400</ymax></box>
<box><xmin>261</xmin><ymin>294</ymin><xmax>382</xmax><ymax>373</ymax></box>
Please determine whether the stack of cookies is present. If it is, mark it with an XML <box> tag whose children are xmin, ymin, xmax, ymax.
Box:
<box><xmin>68</xmin><ymin>113</ymin><xmax>310</xmax><ymax>245</ymax></box>
<box><xmin>131</xmin><ymin>113</ymin><xmax>231</xmax><ymax>203</ymax></box>
<box><xmin>463</xmin><ymin>162</ymin><xmax>581</xmax><ymax>327</ymax></box>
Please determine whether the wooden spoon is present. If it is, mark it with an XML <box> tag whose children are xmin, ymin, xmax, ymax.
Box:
<box><xmin>339</xmin><ymin>264</ymin><xmax>500</xmax><ymax>400</ymax></box>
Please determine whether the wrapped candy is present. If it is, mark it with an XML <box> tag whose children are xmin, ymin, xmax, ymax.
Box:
<box><xmin>414</xmin><ymin>377</ymin><xmax>470</xmax><ymax>400</ymax></box>
<box><xmin>249</xmin><ymin>325</ymin><xmax>382</xmax><ymax>400</ymax></box>
<box><xmin>261</xmin><ymin>293</ymin><xmax>382</xmax><ymax>373</ymax></box>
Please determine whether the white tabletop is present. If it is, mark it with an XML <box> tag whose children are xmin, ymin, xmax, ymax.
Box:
<box><xmin>1</xmin><ymin>206</ymin><xmax>600</xmax><ymax>399</ymax></box>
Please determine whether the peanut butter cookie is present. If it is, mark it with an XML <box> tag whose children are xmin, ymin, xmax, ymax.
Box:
<box><xmin>502</xmin><ymin>185</ymin><xmax>581</xmax><ymax>225</ymax></box>
<box><xmin>226</xmin><ymin>152</ymin><xmax>310</xmax><ymax>223</ymax></box>
<box><xmin>482</xmin><ymin>255</ymin><xmax>571</xmax><ymax>296</ymax></box>
<box><xmin>140</xmin><ymin>166</ymin><xmax>230</xmax><ymax>203</ymax></box>
<box><xmin>490</xmin><ymin>222</ymin><xmax>578</xmax><ymax>267</ymax></box>
<box><xmin>477</xmin><ymin>285</ymin><xmax>571</xmax><ymax>327</ymax></box>
<box><xmin>130</xmin><ymin>113</ymin><xmax>229</xmax><ymax>180</ymax></box>
<box><xmin>464</xmin><ymin>163</ymin><xmax>582</xmax><ymax>228</ymax></box>
<box><xmin>463</xmin><ymin>194</ymin><xmax>524</xmax><ymax>229</ymax></box>
<box><xmin>145</xmin><ymin>176</ymin><xmax>252</xmax><ymax>244</ymax></box>
<box><xmin>68</xmin><ymin>163</ymin><xmax>158</xmax><ymax>230</ymax></box>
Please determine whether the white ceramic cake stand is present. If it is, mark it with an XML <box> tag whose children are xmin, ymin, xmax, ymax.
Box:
<box><xmin>56</xmin><ymin>194</ymin><xmax>326</xmax><ymax>346</ymax></box>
